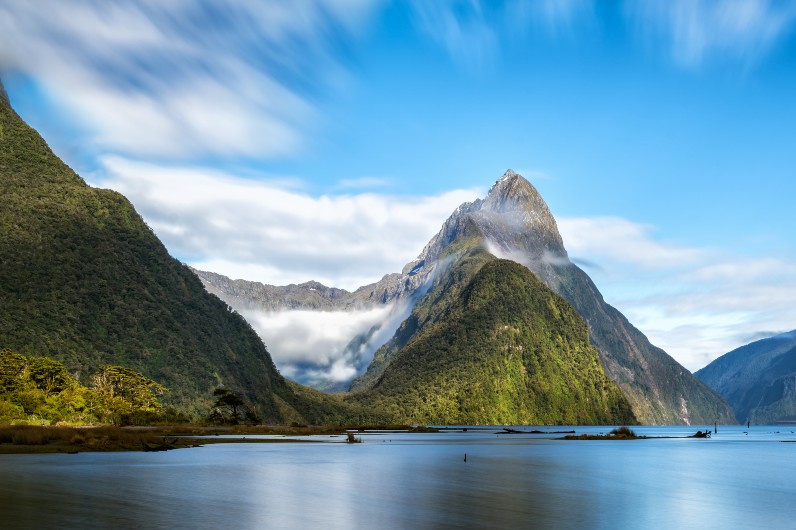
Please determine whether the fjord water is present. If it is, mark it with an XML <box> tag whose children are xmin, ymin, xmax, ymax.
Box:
<box><xmin>3</xmin><ymin>426</ymin><xmax>795</xmax><ymax>529</ymax></box>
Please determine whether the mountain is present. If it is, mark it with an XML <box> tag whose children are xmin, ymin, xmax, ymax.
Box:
<box><xmin>202</xmin><ymin>170</ymin><xmax>735</xmax><ymax>424</ymax></box>
<box><xmin>349</xmin><ymin>171</ymin><xmax>734</xmax><ymax>425</ymax></box>
<box><xmin>696</xmin><ymin>330</ymin><xmax>796</xmax><ymax>424</ymax></box>
<box><xmin>0</xmin><ymin>79</ymin><xmax>373</xmax><ymax>424</ymax></box>
<box><xmin>346</xmin><ymin>249</ymin><xmax>636</xmax><ymax>425</ymax></box>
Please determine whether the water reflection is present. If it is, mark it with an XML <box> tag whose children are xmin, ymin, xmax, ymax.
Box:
<box><xmin>2</xmin><ymin>426</ymin><xmax>796</xmax><ymax>529</ymax></box>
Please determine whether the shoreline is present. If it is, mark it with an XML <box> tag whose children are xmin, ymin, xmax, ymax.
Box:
<box><xmin>0</xmin><ymin>423</ymin><xmax>423</xmax><ymax>454</ymax></box>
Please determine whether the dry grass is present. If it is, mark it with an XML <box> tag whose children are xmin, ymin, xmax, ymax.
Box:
<box><xmin>0</xmin><ymin>423</ymin><xmax>426</xmax><ymax>453</ymax></box>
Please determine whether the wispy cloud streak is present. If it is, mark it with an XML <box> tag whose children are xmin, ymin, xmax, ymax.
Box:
<box><xmin>0</xmin><ymin>0</ymin><xmax>378</xmax><ymax>159</ymax></box>
<box><xmin>626</xmin><ymin>0</ymin><xmax>796</xmax><ymax>67</ymax></box>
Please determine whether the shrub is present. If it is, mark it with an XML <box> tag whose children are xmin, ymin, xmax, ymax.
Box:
<box><xmin>610</xmin><ymin>426</ymin><xmax>636</xmax><ymax>438</ymax></box>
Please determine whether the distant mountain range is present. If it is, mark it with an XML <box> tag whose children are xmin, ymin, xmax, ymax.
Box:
<box><xmin>696</xmin><ymin>330</ymin><xmax>796</xmax><ymax>424</ymax></box>
<box><xmin>199</xmin><ymin>171</ymin><xmax>736</xmax><ymax>425</ymax></box>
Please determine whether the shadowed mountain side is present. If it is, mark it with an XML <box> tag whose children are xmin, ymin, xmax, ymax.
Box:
<box><xmin>346</xmin><ymin>252</ymin><xmax>636</xmax><ymax>425</ymax></box>
<box><xmin>696</xmin><ymin>330</ymin><xmax>796</xmax><ymax>424</ymax></box>
<box><xmin>546</xmin><ymin>261</ymin><xmax>735</xmax><ymax>424</ymax></box>
<box><xmin>0</xmin><ymin>82</ymin><xmax>372</xmax><ymax>424</ymax></box>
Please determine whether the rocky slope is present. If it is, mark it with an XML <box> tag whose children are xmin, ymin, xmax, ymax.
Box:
<box><xmin>696</xmin><ymin>330</ymin><xmax>796</xmax><ymax>424</ymax></box>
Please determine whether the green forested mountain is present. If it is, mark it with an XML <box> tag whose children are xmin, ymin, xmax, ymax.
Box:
<box><xmin>347</xmin><ymin>249</ymin><xmax>636</xmax><ymax>425</ymax></box>
<box><xmin>0</xmin><ymin>80</ymin><xmax>371</xmax><ymax>424</ymax></box>
<box><xmin>696</xmin><ymin>330</ymin><xmax>796</xmax><ymax>424</ymax></box>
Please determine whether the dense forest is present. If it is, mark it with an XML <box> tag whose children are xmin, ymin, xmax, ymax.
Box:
<box><xmin>348</xmin><ymin>251</ymin><xmax>636</xmax><ymax>425</ymax></box>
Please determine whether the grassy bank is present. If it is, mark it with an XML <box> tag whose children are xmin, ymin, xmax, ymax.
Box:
<box><xmin>0</xmin><ymin>423</ymin><xmax>422</xmax><ymax>453</ymax></box>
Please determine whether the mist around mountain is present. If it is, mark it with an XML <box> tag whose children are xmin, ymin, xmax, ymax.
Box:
<box><xmin>192</xmin><ymin>250</ymin><xmax>437</xmax><ymax>389</ymax></box>
<box><xmin>202</xmin><ymin>171</ymin><xmax>735</xmax><ymax>425</ymax></box>
<box><xmin>0</xmin><ymin>79</ymin><xmax>376</xmax><ymax>424</ymax></box>
<box><xmin>696</xmin><ymin>330</ymin><xmax>796</xmax><ymax>424</ymax></box>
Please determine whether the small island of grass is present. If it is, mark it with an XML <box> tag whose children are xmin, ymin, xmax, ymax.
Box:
<box><xmin>563</xmin><ymin>426</ymin><xmax>715</xmax><ymax>440</ymax></box>
<box><xmin>564</xmin><ymin>426</ymin><xmax>644</xmax><ymax>440</ymax></box>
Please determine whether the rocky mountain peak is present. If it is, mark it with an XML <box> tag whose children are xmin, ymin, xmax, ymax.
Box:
<box><xmin>407</xmin><ymin>170</ymin><xmax>567</xmax><ymax>276</ymax></box>
<box><xmin>483</xmin><ymin>169</ymin><xmax>548</xmax><ymax>214</ymax></box>
<box><xmin>474</xmin><ymin>170</ymin><xmax>566</xmax><ymax>260</ymax></box>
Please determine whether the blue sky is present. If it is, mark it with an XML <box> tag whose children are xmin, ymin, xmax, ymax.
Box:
<box><xmin>2</xmin><ymin>0</ymin><xmax>796</xmax><ymax>372</ymax></box>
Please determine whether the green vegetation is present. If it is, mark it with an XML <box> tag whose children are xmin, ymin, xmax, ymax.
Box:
<box><xmin>0</xmin><ymin>84</ymin><xmax>719</xmax><ymax>429</ymax></box>
<box><xmin>610</xmin><ymin>426</ymin><xmax>636</xmax><ymax>437</ymax></box>
<box><xmin>207</xmin><ymin>387</ymin><xmax>261</xmax><ymax>424</ymax></box>
<box><xmin>0</xmin><ymin>425</ymin><xmax>199</xmax><ymax>453</ymax></box>
<box><xmin>347</xmin><ymin>251</ymin><xmax>636</xmax><ymax>425</ymax></box>
<box><xmin>0</xmin><ymin>348</ymin><xmax>182</xmax><ymax>425</ymax></box>
<box><xmin>352</xmin><ymin>173</ymin><xmax>735</xmax><ymax>425</ymax></box>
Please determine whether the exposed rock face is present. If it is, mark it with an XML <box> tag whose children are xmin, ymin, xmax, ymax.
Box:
<box><xmin>192</xmin><ymin>270</ymin><xmax>356</xmax><ymax>311</ymax></box>
<box><xmin>696</xmin><ymin>330</ymin><xmax>796</xmax><ymax>424</ymax></box>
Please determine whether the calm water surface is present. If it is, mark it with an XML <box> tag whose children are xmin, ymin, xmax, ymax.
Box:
<box><xmin>2</xmin><ymin>425</ymin><xmax>795</xmax><ymax>529</ymax></box>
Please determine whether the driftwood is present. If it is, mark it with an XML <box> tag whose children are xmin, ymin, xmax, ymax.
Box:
<box><xmin>691</xmin><ymin>430</ymin><xmax>711</xmax><ymax>438</ymax></box>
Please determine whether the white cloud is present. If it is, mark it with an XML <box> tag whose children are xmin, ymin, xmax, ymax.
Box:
<box><xmin>626</xmin><ymin>0</ymin><xmax>796</xmax><ymax>67</ymax></box>
<box><xmin>97</xmin><ymin>156</ymin><xmax>481</xmax><ymax>290</ymax></box>
<box><xmin>559</xmin><ymin>216</ymin><xmax>706</xmax><ymax>270</ymax></box>
<box><xmin>0</xmin><ymin>0</ymin><xmax>378</xmax><ymax>159</ymax></box>
<box><xmin>241</xmin><ymin>299</ymin><xmax>413</xmax><ymax>386</ymax></box>
<box><xmin>93</xmin><ymin>155</ymin><xmax>477</xmax><ymax>385</ymax></box>
<box><xmin>559</xmin><ymin>216</ymin><xmax>796</xmax><ymax>372</ymax></box>
<box><xmin>244</xmin><ymin>306</ymin><xmax>391</xmax><ymax>364</ymax></box>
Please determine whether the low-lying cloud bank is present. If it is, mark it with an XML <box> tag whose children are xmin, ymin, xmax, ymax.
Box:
<box><xmin>241</xmin><ymin>301</ymin><xmax>413</xmax><ymax>388</ymax></box>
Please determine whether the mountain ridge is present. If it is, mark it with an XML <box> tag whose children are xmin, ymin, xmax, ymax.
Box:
<box><xmin>0</xmin><ymin>79</ymin><xmax>8</xmax><ymax>106</ymax></box>
<box><xmin>696</xmin><ymin>330</ymin><xmax>796</xmax><ymax>424</ymax></box>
